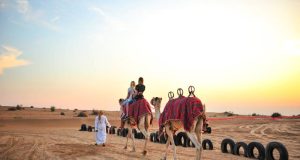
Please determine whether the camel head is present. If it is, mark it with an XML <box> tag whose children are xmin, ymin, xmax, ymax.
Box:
<box><xmin>150</xmin><ymin>97</ymin><xmax>162</xmax><ymax>120</ymax></box>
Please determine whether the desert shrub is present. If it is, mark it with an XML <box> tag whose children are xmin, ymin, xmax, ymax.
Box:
<box><xmin>252</xmin><ymin>113</ymin><xmax>257</xmax><ymax>116</ymax></box>
<box><xmin>78</xmin><ymin>111</ymin><xmax>88</xmax><ymax>117</ymax></box>
<box><xmin>91</xmin><ymin>109</ymin><xmax>98</xmax><ymax>115</ymax></box>
<box><xmin>60</xmin><ymin>112</ymin><xmax>65</xmax><ymax>116</ymax></box>
<box><xmin>271</xmin><ymin>112</ymin><xmax>282</xmax><ymax>118</ymax></box>
<box><xmin>16</xmin><ymin>104</ymin><xmax>23</xmax><ymax>110</ymax></box>
<box><xmin>50</xmin><ymin>106</ymin><xmax>55</xmax><ymax>112</ymax></box>
<box><xmin>73</xmin><ymin>109</ymin><xmax>78</xmax><ymax>112</ymax></box>
<box><xmin>8</xmin><ymin>107</ymin><xmax>17</xmax><ymax>111</ymax></box>
<box><xmin>30</xmin><ymin>106</ymin><xmax>34</xmax><ymax>108</ymax></box>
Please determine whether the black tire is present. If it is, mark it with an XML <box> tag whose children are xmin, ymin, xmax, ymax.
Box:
<box><xmin>247</xmin><ymin>142</ymin><xmax>266</xmax><ymax>160</ymax></box>
<box><xmin>221</xmin><ymin>138</ymin><xmax>235</xmax><ymax>154</ymax></box>
<box><xmin>117</xmin><ymin>128</ymin><xmax>121</xmax><ymax>136</ymax></box>
<box><xmin>154</xmin><ymin>132</ymin><xmax>159</xmax><ymax>143</ymax></box>
<box><xmin>266</xmin><ymin>142</ymin><xmax>288</xmax><ymax>160</ymax></box>
<box><xmin>80</xmin><ymin>124</ymin><xmax>87</xmax><ymax>131</ymax></box>
<box><xmin>187</xmin><ymin>138</ymin><xmax>195</xmax><ymax>148</ymax></box>
<box><xmin>202</xmin><ymin>139</ymin><xmax>213</xmax><ymax>150</ymax></box>
<box><xmin>87</xmin><ymin>126</ymin><xmax>93</xmax><ymax>132</ymax></box>
<box><xmin>234</xmin><ymin>142</ymin><xmax>247</xmax><ymax>157</ymax></box>
<box><xmin>206</xmin><ymin>127</ymin><xmax>212</xmax><ymax>134</ymax></box>
<box><xmin>177</xmin><ymin>132</ymin><xmax>188</xmax><ymax>147</ymax></box>
<box><xmin>159</xmin><ymin>133</ymin><xmax>167</xmax><ymax>144</ymax></box>
<box><xmin>122</xmin><ymin>128</ymin><xmax>128</xmax><ymax>137</ymax></box>
<box><xmin>132</xmin><ymin>129</ymin><xmax>137</xmax><ymax>135</ymax></box>
<box><xmin>173</xmin><ymin>135</ymin><xmax>180</xmax><ymax>146</ymax></box>
<box><xmin>150</xmin><ymin>133</ymin><xmax>155</xmax><ymax>142</ymax></box>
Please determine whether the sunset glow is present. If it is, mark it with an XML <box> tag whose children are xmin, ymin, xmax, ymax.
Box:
<box><xmin>0</xmin><ymin>0</ymin><xmax>299</xmax><ymax>115</ymax></box>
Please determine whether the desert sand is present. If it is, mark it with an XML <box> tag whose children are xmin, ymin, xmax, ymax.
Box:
<box><xmin>0</xmin><ymin>106</ymin><xmax>299</xmax><ymax>160</ymax></box>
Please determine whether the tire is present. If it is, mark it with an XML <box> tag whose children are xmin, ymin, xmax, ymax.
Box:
<box><xmin>266</xmin><ymin>142</ymin><xmax>288</xmax><ymax>160</ymax></box>
<box><xmin>221</xmin><ymin>138</ymin><xmax>235</xmax><ymax>154</ymax></box>
<box><xmin>234</xmin><ymin>142</ymin><xmax>247</xmax><ymax>157</ymax></box>
<box><xmin>159</xmin><ymin>133</ymin><xmax>167</xmax><ymax>144</ymax></box>
<box><xmin>117</xmin><ymin>128</ymin><xmax>121</xmax><ymax>136</ymax></box>
<box><xmin>206</xmin><ymin>127</ymin><xmax>212</xmax><ymax>134</ymax></box>
<box><xmin>150</xmin><ymin>133</ymin><xmax>155</xmax><ymax>142</ymax></box>
<box><xmin>132</xmin><ymin>129</ymin><xmax>137</xmax><ymax>135</ymax></box>
<box><xmin>202</xmin><ymin>139</ymin><xmax>213</xmax><ymax>150</ymax></box>
<box><xmin>122</xmin><ymin>128</ymin><xmax>128</xmax><ymax>137</ymax></box>
<box><xmin>247</xmin><ymin>142</ymin><xmax>265</xmax><ymax>160</ymax></box>
<box><xmin>177</xmin><ymin>132</ymin><xmax>188</xmax><ymax>147</ymax></box>
<box><xmin>154</xmin><ymin>132</ymin><xmax>159</xmax><ymax>143</ymax></box>
<box><xmin>80</xmin><ymin>124</ymin><xmax>87</xmax><ymax>131</ymax></box>
<box><xmin>109</xmin><ymin>127</ymin><xmax>115</xmax><ymax>134</ymax></box>
<box><xmin>187</xmin><ymin>138</ymin><xmax>195</xmax><ymax>148</ymax></box>
<box><xmin>173</xmin><ymin>135</ymin><xmax>180</xmax><ymax>146</ymax></box>
<box><xmin>87</xmin><ymin>126</ymin><xmax>93</xmax><ymax>132</ymax></box>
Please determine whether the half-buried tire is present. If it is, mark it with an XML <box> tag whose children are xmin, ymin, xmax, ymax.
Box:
<box><xmin>154</xmin><ymin>132</ymin><xmax>159</xmax><ymax>143</ymax></box>
<box><xmin>221</xmin><ymin>138</ymin><xmax>235</xmax><ymax>154</ymax></box>
<box><xmin>159</xmin><ymin>133</ymin><xmax>167</xmax><ymax>144</ymax></box>
<box><xmin>202</xmin><ymin>139</ymin><xmax>213</xmax><ymax>150</ymax></box>
<box><xmin>80</xmin><ymin>124</ymin><xmax>87</xmax><ymax>131</ymax></box>
<box><xmin>87</xmin><ymin>126</ymin><xmax>93</xmax><ymax>132</ymax></box>
<box><xmin>117</xmin><ymin>128</ymin><xmax>121</xmax><ymax>136</ymax></box>
<box><xmin>176</xmin><ymin>132</ymin><xmax>188</xmax><ymax>147</ymax></box>
<box><xmin>150</xmin><ymin>133</ymin><xmax>155</xmax><ymax>142</ymax></box>
<box><xmin>234</xmin><ymin>142</ymin><xmax>247</xmax><ymax>157</ymax></box>
<box><xmin>247</xmin><ymin>142</ymin><xmax>265</xmax><ymax>160</ymax></box>
<box><xmin>266</xmin><ymin>142</ymin><xmax>288</xmax><ymax>160</ymax></box>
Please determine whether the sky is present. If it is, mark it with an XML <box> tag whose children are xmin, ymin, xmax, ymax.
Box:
<box><xmin>0</xmin><ymin>0</ymin><xmax>299</xmax><ymax>115</ymax></box>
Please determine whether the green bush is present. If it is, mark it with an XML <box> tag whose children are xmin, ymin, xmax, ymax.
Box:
<box><xmin>50</xmin><ymin>106</ymin><xmax>55</xmax><ymax>112</ymax></box>
<box><xmin>30</xmin><ymin>106</ymin><xmax>34</xmax><ymax>108</ymax></box>
<box><xmin>252</xmin><ymin>113</ymin><xmax>257</xmax><ymax>116</ymax></box>
<box><xmin>271</xmin><ymin>112</ymin><xmax>282</xmax><ymax>118</ymax></box>
<box><xmin>78</xmin><ymin>111</ymin><xmax>88</xmax><ymax>117</ymax></box>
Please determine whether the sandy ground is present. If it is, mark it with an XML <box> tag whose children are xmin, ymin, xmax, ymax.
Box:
<box><xmin>0</xmin><ymin>106</ymin><xmax>299</xmax><ymax>160</ymax></box>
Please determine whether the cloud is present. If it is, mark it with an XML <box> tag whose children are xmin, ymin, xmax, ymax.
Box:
<box><xmin>89</xmin><ymin>6</ymin><xmax>105</xmax><ymax>17</ymax></box>
<box><xmin>0</xmin><ymin>46</ymin><xmax>30</xmax><ymax>75</ymax></box>
<box><xmin>15</xmin><ymin>0</ymin><xmax>60</xmax><ymax>31</ymax></box>
<box><xmin>16</xmin><ymin>0</ymin><xmax>29</xmax><ymax>14</ymax></box>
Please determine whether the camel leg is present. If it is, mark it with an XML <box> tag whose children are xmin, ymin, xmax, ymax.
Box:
<box><xmin>138</xmin><ymin>116</ymin><xmax>149</xmax><ymax>156</ymax></box>
<box><xmin>195</xmin><ymin>118</ymin><xmax>204</xmax><ymax>159</ymax></box>
<box><xmin>124</xmin><ymin>123</ymin><xmax>129</xmax><ymax>149</ymax></box>
<box><xmin>186</xmin><ymin>121</ymin><xmax>202</xmax><ymax>160</ymax></box>
<box><xmin>129</xmin><ymin>127</ymin><xmax>136</xmax><ymax>152</ymax></box>
<box><xmin>166</xmin><ymin>124</ymin><xmax>177</xmax><ymax>160</ymax></box>
<box><xmin>162</xmin><ymin>124</ymin><xmax>171</xmax><ymax>160</ymax></box>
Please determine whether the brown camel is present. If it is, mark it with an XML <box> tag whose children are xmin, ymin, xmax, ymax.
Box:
<box><xmin>154</xmin><ymin>87</ymin><xmax>206</xmax><ymax>160</ymax></box>
<box><xmin>120</xmin><ymin>98</ymin><xmax>162</xmax><ymax>156</ymax></box>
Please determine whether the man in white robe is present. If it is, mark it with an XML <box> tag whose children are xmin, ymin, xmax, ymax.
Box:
<box><xmin>95</xmin><ymin>111</ymin><xmax>111</xmax><ymax>146</ymax></box>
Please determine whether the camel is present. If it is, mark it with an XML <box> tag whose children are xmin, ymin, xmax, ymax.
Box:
<box><xmin>120</xmin><ymin>97</ymin><xmax>162</xmax><ymax>155</ymax></box>
<box><xmin>155</xmin><ymin>87</ymin><xmax>206</xmax><ymax>160</ymax></box>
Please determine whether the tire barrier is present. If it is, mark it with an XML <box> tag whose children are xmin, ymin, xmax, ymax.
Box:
<box><xmin>176</xmin><ymin>132</ymin><xmax>189</xmax><ymax>147</ymax></box>
<box><xmin>202</xmin><ymin>139</ymin><xmax>213</xmax><ymax>150</ymax></box>
<box><xmin>159</xmin><ymin>133</ymin><xmax>167</xmax><ymax>144</ymax></box>
<box><xmin>221</xmin><ymin>138</ymin><xmax>235</xmax><ymax>154</ymax></box>
<box><xmin>109</xmin><ymin>126</ymin><xmax>116</xmax><ymax>134</ymax></box>
<box><xmin>266</xmin><ymin>142</ymin><xmax>288</xmax><ymax>160</ymax></box>
<box><xmin>79</xmin><ymin>124</ymin><xmax>87</xmax><ymax>131</ymax></box>
<box><xmin>233</xmin><ymin>142</ymin><xmax>247</xmax><ymax>157</ymax></box>
<box><xmin>247</xmin><ymin>142</ymin><xmax>265</xmax><ymax>160</ymax></box>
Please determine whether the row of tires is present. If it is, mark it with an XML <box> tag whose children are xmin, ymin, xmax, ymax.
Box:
<box><xmin>221</xmin><ymin>138</ymin><xmax>288</xmax><ymax>160</ymax></box>
<box><xmin>149</xmin><ymin>131</ymin><xmax>214</xmax><ymax>150</ymax></box>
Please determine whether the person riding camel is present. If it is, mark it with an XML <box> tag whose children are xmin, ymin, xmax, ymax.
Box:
<box><xmin>122</xmin><ymin>81</ymin><xmax>136</xmax><ymax>118</ymax></box>
<box><xmin>134</xmin><ymin>77</ymin><xmax>145</xmax><ymax>101</ymax></box>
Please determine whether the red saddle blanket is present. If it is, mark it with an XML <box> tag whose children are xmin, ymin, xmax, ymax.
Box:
<box><xmin>159</xmin><ymin>96</ymin><xmax>204</xmax><ymax>131</ymax></box>
<box><xmin>123</xmin><ymin>99</ymin><xmax>153</xmax><ymax>125</ymax></box>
